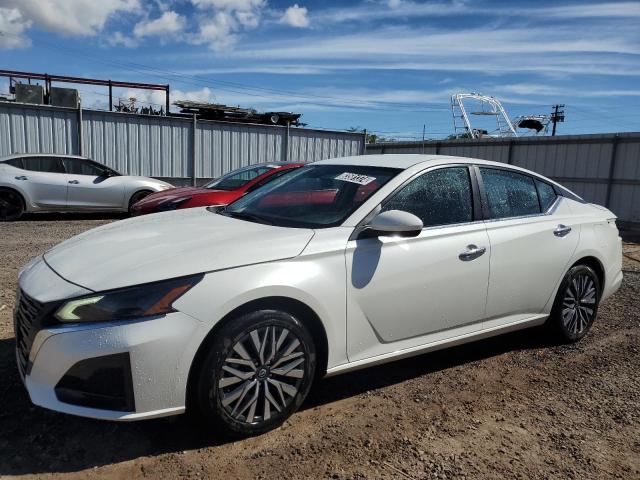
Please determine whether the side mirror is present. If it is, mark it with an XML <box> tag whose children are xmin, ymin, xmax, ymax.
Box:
<box><xmin>361</xmin><ymin>210</ymin><xmax>423</xmax><ymax>239</ymax></box>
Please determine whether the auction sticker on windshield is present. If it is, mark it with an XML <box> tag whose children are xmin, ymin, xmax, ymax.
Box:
<box><xmin>334</xmin><ymin>172</ymin><xmax>376</xmax><ymax>185</ymax></box>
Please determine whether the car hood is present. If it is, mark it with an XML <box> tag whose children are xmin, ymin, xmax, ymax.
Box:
<box><xmin>44</xmin><ymin>208</ymin><xmax>315</xmax><ymax>292</ymax></box>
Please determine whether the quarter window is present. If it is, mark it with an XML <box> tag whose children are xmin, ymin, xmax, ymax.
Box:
<box><xmin>535</xmin><ymin>179</ymin><xmax>557</xmax><ymax>212</ymax></box>
<box><xmin>21</xmin><ymin>157</ymin><xmax>65</xmax><ymax>174</ymax></box>
<box><xmin>480</xmin><ymin>168</ymin><xmax>540</xmax><ymax>219</ymax></box>
<box><xmin>382</xmin><ymin>167</ymin><xmax>473</xmax><ymax>227</ymax></box>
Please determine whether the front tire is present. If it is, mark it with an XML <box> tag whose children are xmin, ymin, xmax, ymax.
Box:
<box><xmin>0</xmin><ymin>188</ymin><xmax>25</xmax><ymax>221</ymax></box>
<box><xmin>549</xmin><ymin>265</ymin><xmax>601</xmax><ymax>343</ymax></box>
<box><xmin>195</xmin><ymin>310</ymin><xmax>316</xmax><ymax>437</ymax></box>
<box><xmin>128</xmin><ymin>190</ymin><xmax>152</xmax><ymax>214</ymax></box>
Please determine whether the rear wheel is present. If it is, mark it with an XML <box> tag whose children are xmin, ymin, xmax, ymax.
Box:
<box><xmin>195</xmin><ymin>310</ymin><xmax>316</xmax><ymax>437</ymax></box>
<box><xmin>128</xmin><ymin>190</ymin><xmax>152</xmax><ymax>214</ymax></box>
<box><xmin>549</xmin><ymin>265</ymin><xmax>600</xmax><ymax>343</ymax></box>
<box><xmin>0</xmin><ymin>189</ymin><xmax>25</xmax><ymax>221</ymax></box>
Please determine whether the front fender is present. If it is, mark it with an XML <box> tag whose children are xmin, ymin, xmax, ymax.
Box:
<box><xmin>173</xmin><ymin>256</ymin><xmax>348</xmax><ymax>370</ymax></box>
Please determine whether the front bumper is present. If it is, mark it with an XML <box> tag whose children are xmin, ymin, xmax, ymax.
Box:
<box><xmin>17</xmin><ymin>259</ymin><xmax>205</xmax><ymax>421</ymax></box>
<box><xmin>24</xmin><ymin>313</ymin><xmax>202</xmax><ymax>421</ymax></box>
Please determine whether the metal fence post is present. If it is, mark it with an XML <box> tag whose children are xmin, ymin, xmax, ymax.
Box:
<box><xmin>506</xmin><ymin>139</ymin><xmax>514</xmax><ymax>165</ymax></box>
<box><xmin>605</xmin><ymin>134</ymin><xmax>620</xmax><ymax>208</ymax></box>
<box><xmin>363</xmin><ymin>129</ymin><xmax>367</xmax><ymax>155</ymax></box>
<box><xmin>192</xmin><ymin>113</ymin><xmax>197</xmax><ymax>186</ymax></box>
<box><xmin>77</xmin><ymin>102</ymin><xmax>83</xmax><ymax>156</ymax></box>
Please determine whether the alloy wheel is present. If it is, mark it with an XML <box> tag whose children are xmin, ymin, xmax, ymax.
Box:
<box><xmin>217</xmin><ymin>326</ymin><xmax>307</xmax><ymax>424</ymax></box>
<box><xmin>561</xmin><ymin>273</ymin><xmax>597</xmax><ymax>336</ymax></box>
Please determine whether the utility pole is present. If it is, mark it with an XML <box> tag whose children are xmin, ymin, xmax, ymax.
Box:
<box><xmin>550</xmin><ymin>104</ymin><xmax>565</xmax><ymax>136</ymax></box>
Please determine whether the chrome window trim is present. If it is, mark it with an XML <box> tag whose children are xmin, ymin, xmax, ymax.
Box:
<box><xmin>482</xmin><ymin>195</ymin><xmax>563</xmax><ymax>224</ymax></box>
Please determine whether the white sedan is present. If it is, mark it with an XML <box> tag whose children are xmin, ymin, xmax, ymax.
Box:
<box><xmin>0</xmin><ymin>154</ymin><xmax>172</xmax><ymax>220</ymax></box>
<box><xmin>15</xmin><ymin>155</ymin><xmax>622</xmax><ymax>437</ymax></box>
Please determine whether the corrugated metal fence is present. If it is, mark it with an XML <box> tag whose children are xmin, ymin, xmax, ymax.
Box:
<box><xmin>366</xmin><ymin>133</ymin><xmax>640</xmax><ymax>227</ymax></box>
<box><xmin>0</xmin><ymin>102</ymin><xmax>364</xmax><ymax>184</ymax></box>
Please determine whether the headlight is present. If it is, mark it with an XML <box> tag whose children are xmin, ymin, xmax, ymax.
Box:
<box><xmin>54</xmin><ymin>274</ymin><xmax>203</xmax><ymax>323</ymax></box>
<box><xmin>158</xmin><ymin>197</ymin><xmax>192</xmax><ymax>211</ymax></box>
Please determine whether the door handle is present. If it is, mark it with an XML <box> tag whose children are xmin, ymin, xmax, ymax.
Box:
<box><xmin>15</xmin><ymin>175</ymin><xmax>28</xmax><ymax>180</ymax></box>
<box><xmin>554</xmin><ymin>224</ymin><xmax>572</xmax><ymax>237</ymax></box>
<box><xmin>68</xmin><ymin>180</ymin><xmax>80</xmax><ymax>185</ymax></box>
<box><xmin>459</xmin><ymin>244</ymin><xmax>486</xmax><ymax>261</ymax></box>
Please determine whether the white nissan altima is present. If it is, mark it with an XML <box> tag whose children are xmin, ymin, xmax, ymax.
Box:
<box><xmin>15</xmin><ymin>154</ymin><xmax>622</xmax><ymax>437</ymax></box>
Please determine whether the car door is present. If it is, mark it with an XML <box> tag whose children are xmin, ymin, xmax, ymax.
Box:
<box><xmin>478</xmin><ymin>166</ymin><xmax>580</xmax><ymax>327</ymax></box>
<box><xmin>62</xmin><ymin>158</ymin><xmax>125</xmax><ymax>209</ymax></box>
<box><xmin>345</xmin><ymin>166</ymin><xmax>491</xmax><ymax>362</ymax></box>
<box><xmin>19</xmin><ymin>156</ymin><xmax>69</xmax><ymax>208</ymax></box>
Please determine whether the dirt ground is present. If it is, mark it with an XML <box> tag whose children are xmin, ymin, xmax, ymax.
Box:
<box><xmin>1</xmin><ymin>214</ymin><xmax>639</xmax><ymax>480</ymax></box>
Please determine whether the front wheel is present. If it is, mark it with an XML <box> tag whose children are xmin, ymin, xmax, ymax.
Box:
<box><xmin>128</xmin><ymin>190</ymin><xmax>152</xmax><ymax>214</ymax></box>
<box><xmin>549</xmin><ymin>265</ymin><xmax>601</xmax><ymax>343</ymax></box>
<box><xmin>195</xmin><ymin>310</ymin><xmax>316</xmax><ymax>437</ymax></box>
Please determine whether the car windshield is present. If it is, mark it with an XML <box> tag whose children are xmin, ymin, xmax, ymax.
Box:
<box><xmin>221</xmin><ymin>164</ymin><xmax>401</xmax><ymax>228</ymax></box>
<box><xmin>204</xmin><ymin>165</ymin><xmax>275</xmax><ymax>191</ymax></box>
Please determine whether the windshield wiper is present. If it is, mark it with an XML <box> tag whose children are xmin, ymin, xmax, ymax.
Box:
<box><xmin>219</xmin><ymin>208</ymin><xmax>273</xmax><ymax>225</ymax></box>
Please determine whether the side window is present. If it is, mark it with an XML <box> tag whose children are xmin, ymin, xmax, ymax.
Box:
<box><xmin>480</xmin><ymin>168</ymin><xmax>540</xmax><ymax>219</ymax></box>
<box><xmin>63</xmin><ymin>158</ymin><xmax>105</xmax><ymax>176</ymax></box>
<box><xmin>22</xmin><ymin>157</ymin><xmax>65</xmax><ymax>174</ymax></box>
<box><xmin>4</xmin><ymin>158</ymin><xmax>24</xmax><ymax>169</ymax></box>
<box><xmin>382</xmin><ymin>167</ymin><xmax>473</xmax><ymax>227</ymax></box>
<box><xmin>246</xmin><ymin>169</ymin><xmax>293</xmax><ymax>192</ymax></box>
<box><xmin>535</xmin><ymin>179</ymin><xmax>557</xmax><ymax>212</ymax></box>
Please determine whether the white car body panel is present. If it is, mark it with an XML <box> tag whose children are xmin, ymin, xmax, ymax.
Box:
<box><xmin>483</xmin><ymin>198</ymin><xmax>580</xmax><ymax>323</ymax></box>
<box><xmin>345</xmin><ymin>221</ymin><xmax>491</xmax><ymax>361</ymax></box>
<box><xmin>44</xmin><ymin>208</ymin><xmax>315</xmax><ymax>291</ymax></box>
<box><xmin>0</xmin><ymin>154</ymin><xmax>172</xmax><ymax>213</ymax></box>
<box><xmin>14</xmin><ymin>154</ymin><xmax>623</xmax><ymax>421</ymax></box>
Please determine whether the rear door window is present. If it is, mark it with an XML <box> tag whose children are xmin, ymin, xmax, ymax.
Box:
<box><xmin>21</xmin><ymin>157</ymin><xmax>65</xmax><ymax>174</ymax></box>
<box><xmin>480</xmin><ymin>168</ymin><xmax>540</xmax><ymax>219</ymax></box>
<box><xmin>62</xmin><ymin>158</ymin><xmax>106</xmax><ymax>176</ymax></box>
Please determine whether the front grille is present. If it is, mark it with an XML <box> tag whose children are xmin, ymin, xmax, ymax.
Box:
<box><xmin>14</xmin><ymin>289</ymin><xmax>44</xmax><ymax>379</ymax></box>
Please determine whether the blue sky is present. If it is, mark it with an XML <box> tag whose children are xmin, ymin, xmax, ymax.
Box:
<box><xmin>1</xmin><ymin>0</ymin><xmax>639</xmax><ymax>139</ymax></box>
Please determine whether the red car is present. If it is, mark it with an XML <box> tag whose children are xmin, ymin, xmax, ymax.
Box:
<box><xmin>131</xmin><ymin>162</ymin><xmax>304</xmax><ymax>216</ymax></box>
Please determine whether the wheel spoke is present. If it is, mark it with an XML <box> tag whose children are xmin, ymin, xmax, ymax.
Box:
<box><xmin>218</xmin><ymin>325</ymin><xmax>307</xmax><ymax>425</ymax></box>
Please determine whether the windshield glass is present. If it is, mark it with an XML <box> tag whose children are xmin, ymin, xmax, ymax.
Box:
<box><xmin>204</xmin><ymin>165</ymin><xmax>275</xmax><ymax>191</ymax></box>
<box><xmin>222</xmin><ymin>164</ymin><xmax>401</xmax><ymax>228</ymax></box>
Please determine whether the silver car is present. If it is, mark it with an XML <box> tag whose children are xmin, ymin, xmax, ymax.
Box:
<box><xmin>0</xmin><ymin>154</ymin><xmax>172</xmax><ymax>220</ymax></box>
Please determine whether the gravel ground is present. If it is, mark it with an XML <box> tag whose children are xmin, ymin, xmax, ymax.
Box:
<box><xmin>0</xmin><ymin>215</ymin><xmax>639</xmax><ymax>480</ymax></box>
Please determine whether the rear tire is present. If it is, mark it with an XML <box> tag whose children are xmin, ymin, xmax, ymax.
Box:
<box><xmin>195</xmin><ymin>310</ymin><xmax>316</xmax><ymax>438</ymax></box>
<box><xmin>128</xmin><ymin>190</ymin><xmax>152</xmax><ymax>214</ymax></box>
<box><xmin>0</xmin><ymin>188</ymin><xmax>25</xmax><ymax>221</ymax></box>
<box><xmin>548</xmin><ymin>265</ymin><xmax>600</xmax><ymax>343</ymax></box>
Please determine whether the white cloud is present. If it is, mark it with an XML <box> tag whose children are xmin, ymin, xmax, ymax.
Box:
<box><xmin>107</xmin><ymin>31</ymin><xmax>138</xmax><ymax>48</ymax></box>
<box><xmin>4</xmin><ymin>0</ymin><xmax>140</xmax><ymax>36</ymax></box>
<box><xmin>387</xmin><ymin>0</ymin><xmax>402</xmax><ymax>8</ymax></box>
<box><xmin>191</xmin><ymin>0</ymin><xmax>266</xmax><ymax>50</ymax></box>
<box><xmin>0</xmin><ymin>7</ymin><xmax>31</xmax><ymax>49</ymax></box>
<box><xmin>280</xmin><ymin>4</ymin><xmax>310</xmax><ymax>28</ymax></box>
<box><xmin>134</xmin><ymin>10</ymin><xmax>185</xmax><ymax>38</ymax></box>
<box><xmin>172</xmin><ymin>86</ymin><xmax>216</xmax><ymax>103</ymax></box>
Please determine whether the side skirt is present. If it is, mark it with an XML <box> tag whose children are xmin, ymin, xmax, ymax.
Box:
<box><xmin>325</xmin><ymin>314</ymin><xmax>548</xmax><ymax>377</ymax></box>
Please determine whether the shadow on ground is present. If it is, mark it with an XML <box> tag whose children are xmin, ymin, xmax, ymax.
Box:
<box><xmin>19</xmin><ymin>212</ymin><xmax>128</xmax><ymax>222</ymax></box>
<box><xmin>0</xmin><ymin>325</ymin><xmax>558</xmax><ymax>475</ymax></box>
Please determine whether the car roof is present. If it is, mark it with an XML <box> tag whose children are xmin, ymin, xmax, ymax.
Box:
<box><xmin>313</xmin><ymin>154</ymin><xmax>512</xmax><ymax>170</ymax></box>
<box><xmin>0</xmin><ymin>153</ymin><xmax>88</xmax><ymax>162</ymax></box>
